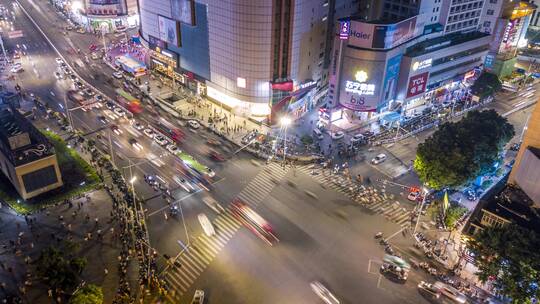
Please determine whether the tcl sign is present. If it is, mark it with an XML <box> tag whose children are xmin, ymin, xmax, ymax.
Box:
<box><xmin>406</xmin><ymin>72</ymin><xmax>429</xmax><ymax>98</ymax></box>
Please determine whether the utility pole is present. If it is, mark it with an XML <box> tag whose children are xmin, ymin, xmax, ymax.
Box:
<box><xmin>413</xmin><ymin>187</ymin><xmax>429</xmax><ymax>235</ymax></box>
<box><xmin>108</xmin><ymin>128</ymin><xmax>115</xmax><ymax>166</ymax></box>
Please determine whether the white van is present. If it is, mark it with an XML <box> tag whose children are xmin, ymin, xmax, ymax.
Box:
<box><xmin>198</xmin><ymin>213</ymin><xmax>215</xmax><ymax>236</ymax></box>
<box><xmin>313</xmin><ymin>128</ymin><xmax>324</xmax><ymax>140</ymax></box>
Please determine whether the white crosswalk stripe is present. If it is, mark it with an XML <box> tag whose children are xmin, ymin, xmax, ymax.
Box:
<box><xmin>158</xmin><ymin>162</ymin><xmax>290</xmax><ymax>300</ymax></box>
<box><xmin>297</xmin><ymin>165</ymin><xmax>413</xmax><ymax>228</ymax></box>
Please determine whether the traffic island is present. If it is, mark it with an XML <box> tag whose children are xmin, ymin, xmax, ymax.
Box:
<box><xmin>0</xmin><ymin>130</ymin><xmax>100</xmax><ymax>214</ymax></box>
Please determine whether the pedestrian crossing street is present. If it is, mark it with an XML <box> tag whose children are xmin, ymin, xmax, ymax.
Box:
<box><xmin>160</xmin><ymin>162</ymin><xmax>290</xmax><ymax>302</ymax></box>
<box><xmin>296</xmin><ymin>166</ymin><xmax>412</xmax><ymax>228</ymax></box>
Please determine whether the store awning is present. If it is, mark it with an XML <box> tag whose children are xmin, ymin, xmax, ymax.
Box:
<box><xmin>379</xmin><ymin>111</ymin><xmax>401</xmax><ymax>123</ymax></box>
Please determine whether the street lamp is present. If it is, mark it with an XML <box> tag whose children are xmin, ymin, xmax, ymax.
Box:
<box><xmin>280</xmin><ymin>116</ymin><xmax>292</xmax><ymax>163</ymax></box>
<box><xmin>413</xmin><ymin>186</ymin><xmax>429</xmax><ymax>234</ymax></box>
<box><xmin>70</xmin><ymin>1</ymin><xmax>82</xmax><ymax>13</ymax></box>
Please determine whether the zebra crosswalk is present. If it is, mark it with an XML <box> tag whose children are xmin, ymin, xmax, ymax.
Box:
<box><xmin>159</xmin><ymin>162</ymin><xmax>290</xmax><ymax>302</ymax></box>
<box><xmin>296</xmin><ymin>166</ymin><xmax>412</xmax><ymax>228</ymax></box>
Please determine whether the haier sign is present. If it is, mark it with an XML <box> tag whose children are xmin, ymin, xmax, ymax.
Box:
<box><xmin>346</xmin><ymin>22</ymin><xmax>375</xmax><ymax>49</ymax></box>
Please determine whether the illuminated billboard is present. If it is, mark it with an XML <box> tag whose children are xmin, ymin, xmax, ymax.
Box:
<box><xmin>346</xmin><ymin>16</ymin><xmax>420</xmax><ymax>50</ymax></box>
<box><xmin>171</xmin><ymin>0</ymin><xmax>195</xmax><ymax>25</ymax></box>
<box><xmin>338</xmin><ymin>56</ymin><xmax>384</xmax><ymax>112</ymax></box>
<box><xmin>406</xmin><ymin>72</ymin><xmax>429</xmax><ymax>99</ymax></box>
<box><xmin>339</xmin><ymin>20</ymin><xmax>350</xmax><ymax>40</ymax></box>
<box><xmin>158</xmin><ymin>15</ymin><xmax>181</xmax><ymax>47</ymax></box>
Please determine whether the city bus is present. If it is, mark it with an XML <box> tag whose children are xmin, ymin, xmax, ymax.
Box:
<box><xmin>153</xmin><ymin>117</ymin><xmax>185</xmax><ymax>144</ymax></box>
<box><xmin>116</xmin><ymin>88</ymin><xmax>143</xmax><ymax>114</ymax></box>
<box><xmin>231</xmin><ymin>199</ymin><xmax>279</xmax><ymax>246</ymax></box>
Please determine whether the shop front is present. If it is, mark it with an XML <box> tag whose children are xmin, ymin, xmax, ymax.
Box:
<box><xmin>149</xmin><ymin>46</ymin><xmax>208</xmax><ymax>97</ymax></box>
<box><xmin>269</xmin><ymin>80</ymin><xmax>317</xmax><ymax>124</ymax></box>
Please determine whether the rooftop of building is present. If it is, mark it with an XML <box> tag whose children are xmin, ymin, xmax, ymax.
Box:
<box><xmin>467</xmin><ymin>180</ymin><xmax>540</xmax><ymax>234</ymax></box>
<box><xmin>341</xmin><ymin>15</ymin><xmax>410</xmax><ymax>25</ymax></box>
<box><xmin>405</xmin><ymin>31</ymin><xmax>490</xmax><ymax>57</ymax></box>
<box><xmin>0</xmin><ymin>107</ymin><xmax>54</xmax><ymax>167</ymax></box>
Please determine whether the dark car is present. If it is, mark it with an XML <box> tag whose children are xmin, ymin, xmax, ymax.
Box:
<box><xmin>97</xmin><ymin>115</ymin><xmax>108</xmax><ymax>124</ymax></box>
<box><xmin>209</xmin><ymin>150</ymin><xmax>225</xmax><ymax>162</ymax></box>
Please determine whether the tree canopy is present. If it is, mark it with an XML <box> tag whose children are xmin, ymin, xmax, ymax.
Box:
<box><xmin>469</xmin><ymin>224</ymin><xmax>540</xmax><ymax>304</ymax></box>
<box><xmin>69</xmin><ymin>284</ymin><xmax>104</xmax><ymax>304</ymax></box>
<box><xmin>470</xmin><ymin>72</ymin><xmax>502</xmax><ymax>98</ymax></box>
<box><xmin>414</xmin><ymin>110</ymin><xmax>514</xmax><ymax>190</ymax></box>
<box><xmin>35</xmin><ymin>241</ymin><xmax>87</xmax><ymax>292</ymax></box>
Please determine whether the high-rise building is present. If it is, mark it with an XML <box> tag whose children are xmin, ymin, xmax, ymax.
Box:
<box><xmin>483</xmin><ymin>1</ymin><xmax>535</xmax><ymax>78</ymax></box>
<box><xmin>509</xmin><ymin>102</ymin><xmax>540</xmax><ymax>206</ymax></box>
<box><xmin>138</xmin><ymin>0</ymin><xmax>339</xmax><ymax>121</ymax></box>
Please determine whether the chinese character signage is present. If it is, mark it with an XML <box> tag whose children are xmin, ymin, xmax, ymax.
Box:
<box><xmin>339</xmin><ymin>56</ymin><xmax>384</xmax><ymax>112</ymax></box>
<box><xmin>406</xmin><ymin>72</ymin><xmax>429</xmax><ymax>98</ymax></box>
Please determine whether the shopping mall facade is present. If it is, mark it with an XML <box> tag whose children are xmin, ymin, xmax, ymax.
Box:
<box><xmin>56</xmin><ymin>0</ymin><xmax>139</xmax><ymax>32</ymax></box>
<box><xmin>137</xmin><ymin>0</ymin><xmax>331</xmax><ymax>121</ymax></box>
<box><xmin>325</xmin><ymin>15</ymin><xmax>495</xmax><ymax>127</ymax></box>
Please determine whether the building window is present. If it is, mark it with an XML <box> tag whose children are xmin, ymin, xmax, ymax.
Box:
<box><xmin>21</xmin><ymin>165</ymin><xmax>58</xmax><ymax>193</ymax></box>
<box><xmin>489</xmin><ymin>0</ymin><xmax>497</xmax><ymax>3</ymax></box>
<box><xmin>237</xmin><ymin>77</ymin><xmax>246</xmax><ymax>88</ymax></box>
<box><xmin>483</xmin><ymin>21</ymin><xmax>491</xmax><ymax>28</ymax></box>
<box><xmin>487</xmin><ymin>9</ymin><xmax>494</xmax><ymax>15</ymax></box>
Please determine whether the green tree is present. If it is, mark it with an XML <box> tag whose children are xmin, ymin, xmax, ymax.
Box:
<box><xmin>470</xmin><ymin>72</ymin><xmax>502</xmax><ymax>99</ymax></box>
<box><xmin>468</xmin><ymin>224</ymin><xmax>540</xmax><ymax>304</ymax></box>
<box><xmin>69</xmin><ymin>284</ymin><xmax>104</xmax><ymax>304</ymax></box>
<box><xmin>414</xmin><ymin>110</ymin><xmax>514</xmax><ymax>189</ymax></box>
<box><xmin>443</xmin><ymin>202</ymin><xmax>467</xmax><ymax>229</ymax></box>
<box><xmin>35</xmin><ymin>242</ymin><xmax>88</xmax><ymax>292</ymax></box>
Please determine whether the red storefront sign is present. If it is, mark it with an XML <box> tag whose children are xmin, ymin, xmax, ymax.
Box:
<box><xmin>406</xmin><ymin>72</ymin><xmax>429</xmax><ymax>98</ymax></box>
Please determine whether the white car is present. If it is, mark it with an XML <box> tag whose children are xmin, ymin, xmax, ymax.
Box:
<box><xmin>191</xmin><ymin>290</ymin><xmax>205</xmax><ymax>304</ymax></box>
<box><xmin>113</xmin><ymin>107</ymin><xmax>126</xmax><ymax>117</ymax></box>
<box><xmin>132</xmin><ymin>121</ymin><xmax>145</xmax><ymax>130</ymax></box>
<box><xmin>310</xmin><ymin>281</ymin><xmax>340</xmax><ymax>304</ymax></box>
<box><xmin>350</xmin><ymin>133</ymin><xmax>365</xmax><ymax>144</ymax></box>
<box><xmin>166</xmin><ymin>144</ymin><xmax>179</xmax><ymax>154</ymax></box>
<box><xmin>10</xmin><ymin>63</ymin><xmax>23</xmax><ymax>73</ymax></box>
<box><xmin>55</xmin><ymin>57</ymin><xmax>63</xmax><ymax>65</ymax></box>
<box><xmin>143</xmin><ymin>128</ymin><xmax>155</xmax><ymax>138</ymax></box>
<box><xmin>202</xmin><ymin>196</ymin><xmax>224</xmax><ymax>214</ymax></box>
<box><xmin>103</xmin><ymin>109</ymin><xmax>119</xmax><ymax>120</ymax></box>
<box><xmin>198</xmin><ymin>213</ymin><xmax>215</xmax><ymax>237</ymax></box>
<box><xmin>112</xmin><ymin>71</ymin><xmax>123</xmax><ymax>79</ymax></box>
<box><xmin>407</xmin><ymin>191</ymin><xmax>420</xmax><ymax>202</ymax></box>
<box><xmin>154</xmin><ymin>134</ymin><xmax>169</xmax><ymax>146</ymax></box>
<box><xmin>371</xmin><ymin>153</ymin><xmax>387</xmax><ymax>165</ymax></box>
<box><xmin>330</xmin><ymin>131</ymin><xmax>344</xmax><ymax>140</ymax></box>
<box><xmin>188</xmin><ymin>120</ymin><xmax>200</xmax><ymax>129</ymax></box>
<box><xmin>173</xmin><ymin>175</ymin><xmax>195</xmax><ymax>192</ymax></box>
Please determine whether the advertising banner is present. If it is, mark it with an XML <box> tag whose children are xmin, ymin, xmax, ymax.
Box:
<box><xmin>170</xmin><ymin>0</ymin><xmax>195</xmax><ymax>25</ymax></box>
<box><xmin>338</xmin><ymin>56</ymin><xmax>384</xmax><ymax>112</ymax></box>
<box><xmin>382</xmin><ymin>54</ymin><xmax>402</xmax><ymax>102</ymax></box>
<box><xmin>372</xmin><ymin>16</ymin><xmax>417</xmax><ymax>49</ymax></box>
<box><xmin>158</xmin><ymin>15</ymin><xmax>181</xmax><ymax>47</ymax></box>
<box><xmin>148</xmin><ymin>35</ymin><xmax>167</xmax><ymax>50</ymax></box>
<box><xmin>406</xmin><ymin>72</ymin><xmax>429</xmax><ymax>99</ymax></box>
